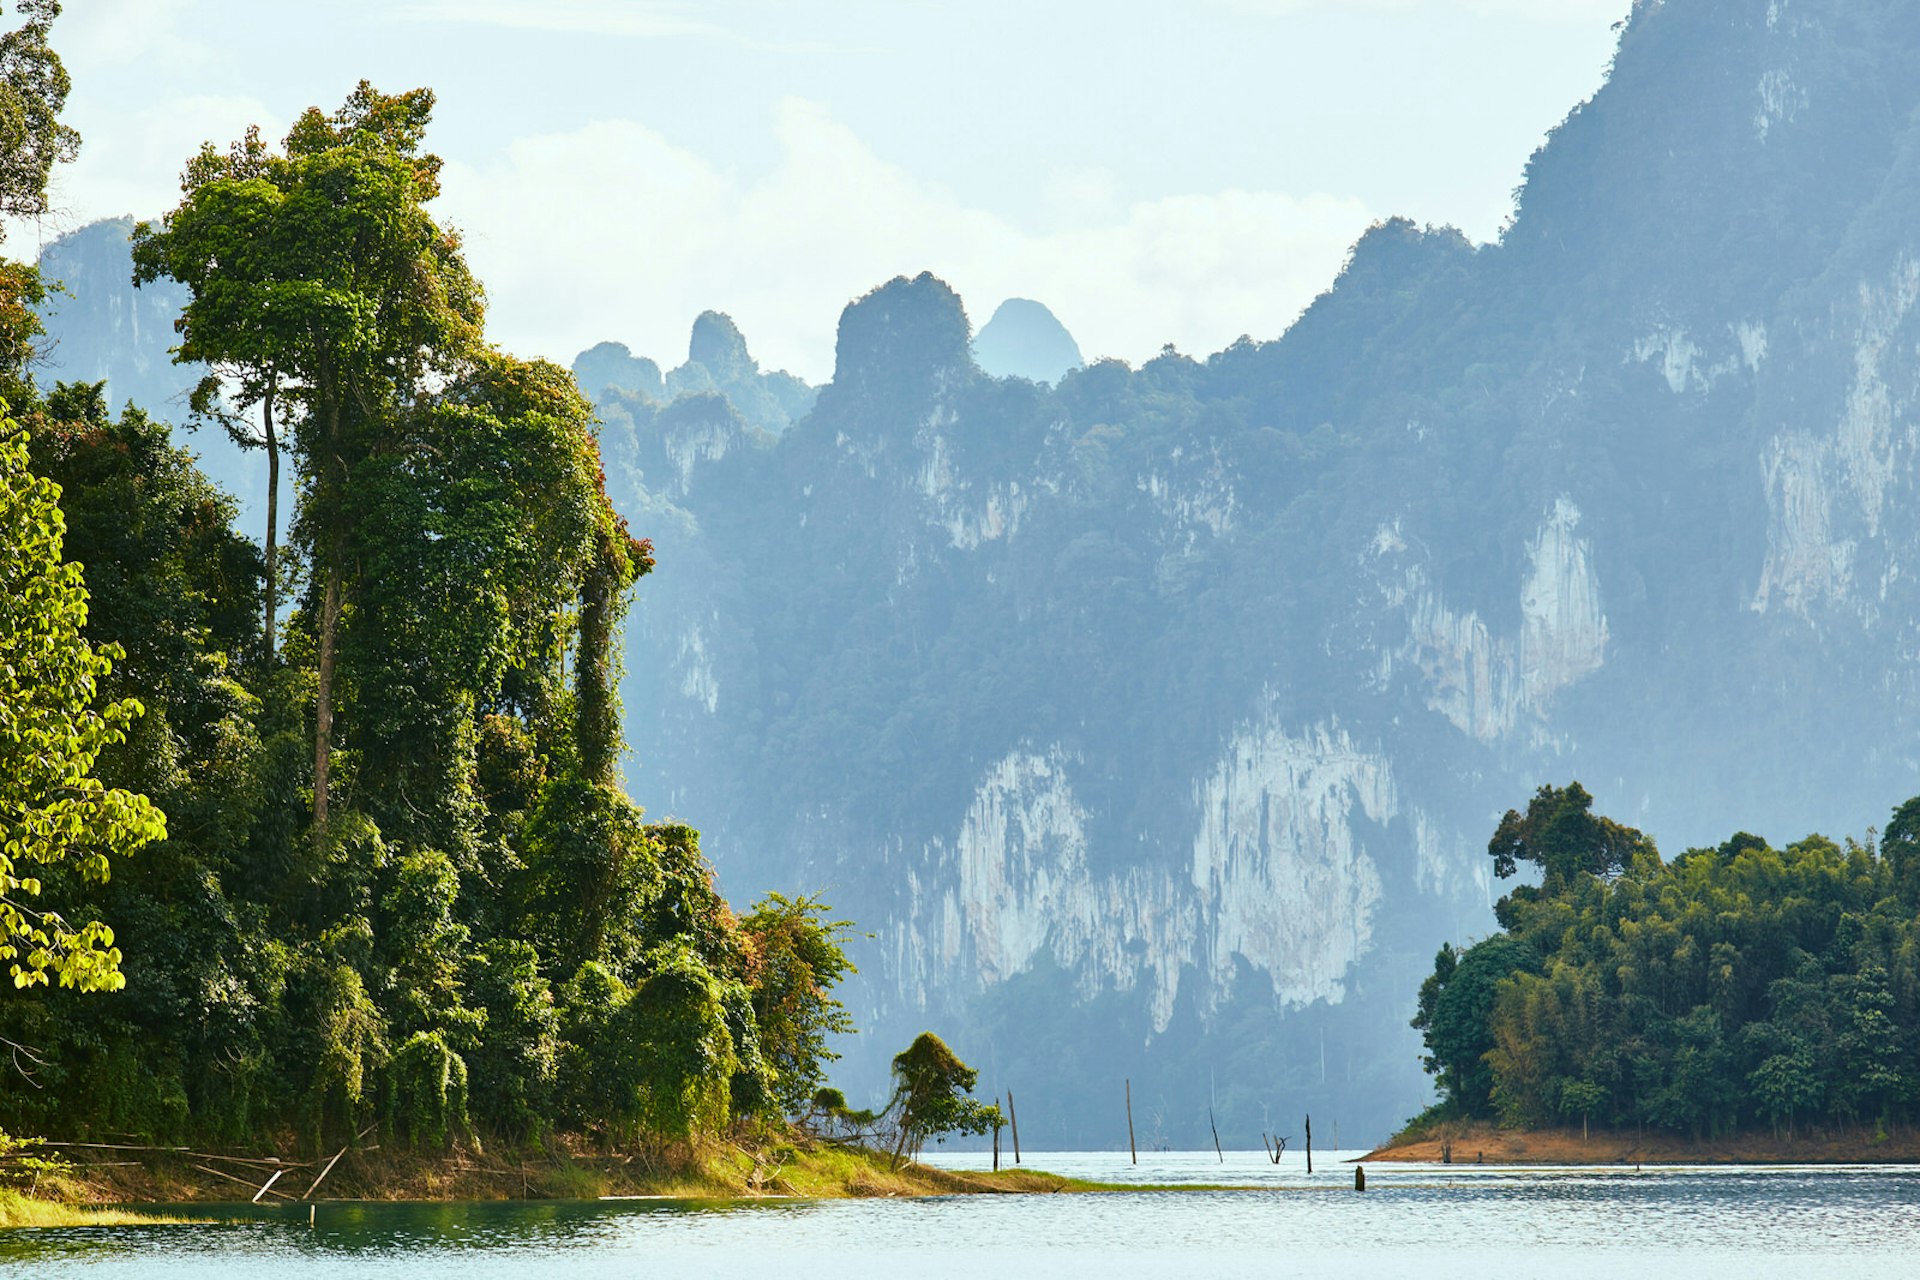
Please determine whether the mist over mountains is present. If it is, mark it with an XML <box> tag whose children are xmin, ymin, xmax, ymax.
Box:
<box><xmin>33</xmin><ymin>0</ymin><xmax>1920</xmax><ymax>1146</ymax></box>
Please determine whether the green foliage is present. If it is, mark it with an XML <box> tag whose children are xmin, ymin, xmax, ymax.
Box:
<box><xmin>1411</xmin><ymin>936</ymin><xmax>1538</xmax><ymax>1117</ymax></box>
<box><xmin>0</xmin><ymin>1129</ymin><xmax>68</xmax><ymax>1190</ymax></box>
<box><xmin>0</xmin><ymin>75</ymin><xmax>864</xmax><ymax>1161</ymax></box>
<box><xmin>384</xmin><ymin>1029</ymin><xmax>471</xmax><ymax>1149</ymax></box>
<box><xmin>0</xmin><ymin>422</ymin><xmax>165</xmax><ymax>991</ymax></box>
<box><xmin>625</xmin><ymin>944</ymin><xmax>738</xmax><ymax>1140</ymax></box>
<box><xmin>302</xmin><ymin>962</ymin><xmax>386</xmax><ymax>1144</ymax></box>
<box><xmin>464</xmin><ymin>940</ymin><xmax>558</xmax><ymax>1137</ymax></box>
<box><xmin>1415</xmin><ymin>782</ymin><xmax>1920</xmax><ymax>1139</ymax></box>
<box><xmin>375</xmin><ymin>850</ymin><xmax>478</xmax><ymax>1043</ymax></box>
<box><xmin>886</xmin><ymin>1031</ymin><xmax>1001</xmax><ymax>1163</ymax></box>
<box><xmin>741</xmin><ymin>892</ymin><xmax>859</xmax><ymax>1115</ymax></box>
<box><xmin>519</xmin><ymin>779</ymin><xmax>660</xmax><ymax>977</ymax></box>
<box><xmin>0</xmin><ymin>2</ymin><xmax>78</xmax><ymax>232</ymax></box>
<box><xmin>1488</xmin><ymin>782</ymin><xmax>1657</xmax><ymax>890</ymax></box>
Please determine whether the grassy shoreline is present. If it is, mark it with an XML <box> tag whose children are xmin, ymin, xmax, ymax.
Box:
<box><xmin>1366</xmin><ymin>1121</ymin><xmax>1920</xmax><ymax>1165</ymax></box>
<box><xmin>0</xmin><ymin>1189</ymin><xmax>194</xmax><ymax>1228</ymax></box>
<box><xmin>20</xmin><ymin>1135</ymin><xmax>1185</xmax><ymax>1214</ymax></box>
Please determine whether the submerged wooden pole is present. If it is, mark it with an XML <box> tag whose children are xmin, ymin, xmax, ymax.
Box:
<box><xmin>1209</xmin><ymin>1106</ymin><xmax>1223</xmax><ymax>1163</ymax></box>
<box><xmin>251</xmin><ymin>1168</ymin><xmax>286</xmax><ymax>1204</ymax></box>
<box><xmin>1008</xmin><ymin>1090</ymin><xmax>1021</xmax><ymax>1164</ymax></box>
<box><xmin>1305</xmin><ymin>1114</ymin><xmax>1313</xmax><ymax>1174</ymax></box>
<box><xmin>1126</xmin><ymin>1079</ymin><xmax>1137</xmax><ymax>1165</ymax></box>
<box><xmin>1354</xmin><ymin>1165</ymin><xmax>1366</xmax><ymax>1192</ymax></box>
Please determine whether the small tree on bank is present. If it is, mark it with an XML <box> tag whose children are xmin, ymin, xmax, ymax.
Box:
<box><xmin>886</xmin><ymin>1032</ymin><xmax>1000</xmax><ymax>1167</ymax></box>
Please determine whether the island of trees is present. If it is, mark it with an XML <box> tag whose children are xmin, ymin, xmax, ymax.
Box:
<box><xmin>0</xmin><ymin>4</ymin><xmax>1001</xmax><ymax>1200</ymax></box>
<box><xmin>1411</xmin><ymin>782</ymin><xmax>1920</xmax><ymax>1145</ymax></box>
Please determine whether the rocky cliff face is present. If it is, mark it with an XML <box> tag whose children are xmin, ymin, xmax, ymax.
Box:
<box><xmin>595</xmin><ymin>0</ymin><xmax>1920</xmax><ymax>1144</ymax></box>
<box><xmin>31</xmin><ymin>218</ymin><xmax>273</xmax><ymax>534</ymax></box>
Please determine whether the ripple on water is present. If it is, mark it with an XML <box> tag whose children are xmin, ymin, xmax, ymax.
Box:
<box><xmin>4</xmin><ymin>1156</ymin><xmax>1918</xmax><ymax>1280</ymax></box>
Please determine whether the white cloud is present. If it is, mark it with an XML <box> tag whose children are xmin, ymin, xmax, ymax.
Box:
<box><xmin>55</xmin><ymin>0</ymin><xmax>202</xmax><ymax>69</ymax></box>
<box><xmin>5</xmin><ymin>94</ymin><xmax>278</xmax><ymax>252</ymax></box>
<box><xmin>439</xmin><ymin>100</ymin><xmax>1374</xmax><ymax>382</ymax></box>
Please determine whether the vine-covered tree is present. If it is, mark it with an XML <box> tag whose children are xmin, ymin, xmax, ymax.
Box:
<box><xmin>132</xmin><ymin>81</ymin><xmax>484</xmax><ymax>849</ymax></box>
<box><xmin>886</xmin><ymin>1032</ymin><xmax>1000</xmax><ymax>1165</ymax></box>
<box><xmin>741</xmin><ymin>893</ymin><xmax>858</xmax><ymax>1115</ymax></box>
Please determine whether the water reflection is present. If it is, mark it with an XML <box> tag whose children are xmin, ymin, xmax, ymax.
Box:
<box><xmin>4</xmin><ymin>1156</ymin><xmax>1918</xmax><ymax>1280</ymax></box>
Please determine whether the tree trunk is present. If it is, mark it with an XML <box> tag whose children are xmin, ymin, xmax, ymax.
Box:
<box><xmin>312</xmin><ymin>378</ymin><xmax>344</xmax><ymax>856</ymax></box>
<box><xmin>313</xmin><ymin>558</ymin><xmax>341</xmax><ymax>853</ymax></box>
<box><xmin>262</xmin><ymin>376</ymin><xmax>279</xmax><ymax>661</ymax></box>
<box><xmin>575</xmin><ymin>544</ymin><xmax>619</xmax><ymax>785</ymax></box>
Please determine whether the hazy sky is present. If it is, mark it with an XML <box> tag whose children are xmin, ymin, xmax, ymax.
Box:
<box><xmin>33</xmin><ymin>0</ymin><xmax>1630</xmax><ymax>381</ymax></box>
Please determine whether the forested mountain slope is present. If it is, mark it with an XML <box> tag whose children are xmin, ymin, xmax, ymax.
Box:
<box><xmin>591</xmin><ymin>0</ymin><xmax>1920</xmax><ymax>1145</ymax></box>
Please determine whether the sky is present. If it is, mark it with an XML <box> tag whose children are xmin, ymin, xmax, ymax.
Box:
<box><xmin>29</xmin><ymin>0</ymin><xmax>1631</xmax><ymax>383</ymax></box>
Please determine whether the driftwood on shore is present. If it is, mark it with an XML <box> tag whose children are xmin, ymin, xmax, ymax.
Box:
<box><xmin>305</xmin><ymin>1147</ymin><xmax>349</xmax><ymax>1200</ymax></box>
<box><xmin>193</xmin><ymin>1163</ymin><xmax>298</xmax><ymax>1200</ymax></box>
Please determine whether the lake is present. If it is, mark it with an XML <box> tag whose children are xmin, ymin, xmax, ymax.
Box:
<box><xmin>5</xmin><ymin>1151</ymin><xmax>1917</xmax><ymax>1278</ymax></box>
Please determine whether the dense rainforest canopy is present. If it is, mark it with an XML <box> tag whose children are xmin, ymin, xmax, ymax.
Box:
<box><xmin>1414</xmin><ymin>783</ymin><xmax>1920</xmax><ymax>1140</ymax></box>
<box><xmin>0</xmin><ymin>28</ymin><xmax>992</xmax><ymax>1157</ymax></box>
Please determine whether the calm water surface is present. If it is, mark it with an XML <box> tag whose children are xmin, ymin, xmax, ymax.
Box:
<box><xmin>6</xmin><ymin>1151</ymin><xmax>1918</xmax><ymax>1278</ymax></box>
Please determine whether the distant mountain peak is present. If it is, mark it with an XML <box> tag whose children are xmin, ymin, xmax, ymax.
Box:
<box><xmin>688</xmin><ymin>310</ymin><xmax>756</xmax><ymax>382</ymax></box>
<box><xmin>831</xmin><ymin>272</ymin><xmax>972</xmax><ymax>399</ymax></box>
<box><xmin>573</xmin><ymin>341</ymin><xmax>665</xmax><ymax>402</ymax></box>
<box><xmin>972</xmin><ymin>297</ymin><xmax>1084</xmax><ymax>384</ymax></box>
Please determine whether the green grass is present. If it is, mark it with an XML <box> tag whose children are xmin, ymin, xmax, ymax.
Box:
<box><xmin>0</xmin><ymin>1188</ymin><xmax>196</xmax><ymax>1228</ymax></box>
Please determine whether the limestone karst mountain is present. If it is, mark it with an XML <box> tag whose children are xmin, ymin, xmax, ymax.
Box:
<box><xmin>596</xmin><ymin>0</ymin><xmax>1920</xmax><ymax>1143</ymax></box>
<box><xmin>972</xmin><ymin>297</ymin><xmax>1084</xmax><ymax>384</ymax></box>
<box><xmin>30</xmin><ymin>217</ymin><xmax>270</xmax><ymax>533</ymax></box>
<box><xmin>576</xmin><ymin>311</ymin><xmax>816</xmax><ymax>438</ymax></box>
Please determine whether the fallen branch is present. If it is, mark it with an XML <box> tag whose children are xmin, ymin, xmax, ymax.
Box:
<box><xmin>193</xmin><ymin>1153</ymin><xmax>312</xmax><ymax>1170</ymax></box>
<box><xmin>304</xmin><ymin>1147</ymin><xmax>348</xmax><ymax>1201</ymax></box>
<box><xmin>194</xmin><ymin>1163</ymin><xmax>297</xmax><ymax>1200</ymax></box>
<box><xmin>42</xmin><ymin>1141</ymin><xmax>192</xmax><ymax>1153</ymax></box>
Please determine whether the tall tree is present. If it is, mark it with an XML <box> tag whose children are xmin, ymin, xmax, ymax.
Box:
<box><xmin>0</xmin><ymin>1</ymin><xmax>76</xmax><ymax>400</ymax></box>
<box><xmin>130</xmin><ymin>124</ymin><xmax>286</xmax><ymax>659</ymax></box>
<box><xmin>1488</xmin><ymin>781</ymin><xmax>1656</xmax><ymax>892</ymax></box>
<box><xmin>740</xmin><ymin>892</ymin><xmax>858</xmax><ymax>1115</ymax></box>
<box><xmin>133</xmin><ymin>82</ymin><xmax>484</xmax><ymax>851</ymax></box>
<box><xmin>0</xmin><ymin>0</ymin><xmax>78</xmax><ymax>232</ymax></box>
